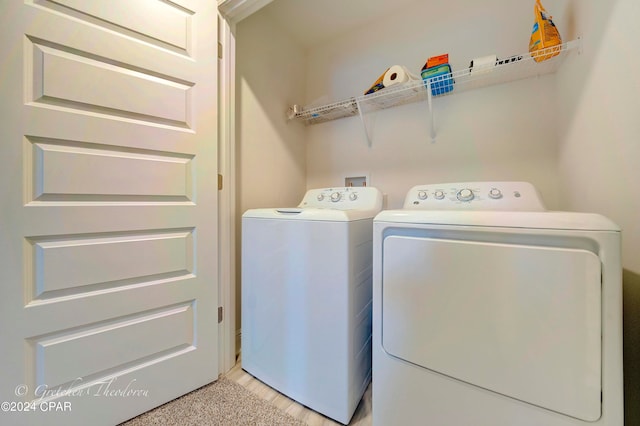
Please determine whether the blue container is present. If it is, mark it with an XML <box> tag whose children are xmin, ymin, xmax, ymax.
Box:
<box><xmin>421</xmin><ymin>64</ymin><xmax>454</xmax><ymax>96</ymax></box>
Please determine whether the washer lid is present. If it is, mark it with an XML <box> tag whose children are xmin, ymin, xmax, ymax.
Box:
<box><xmin>243</xmin><ymin>187</ymin><xmax>383</xmax><ymax>221</ymax></box>
<box><xmin>243</xmin><ymin>207</ymin><xmax>377</xmax><ymax>221</ymax></box>
<box><xmin>375</xmin><ymin>210</ymin><xmax>620</xmax><ymax>231</ymax></box>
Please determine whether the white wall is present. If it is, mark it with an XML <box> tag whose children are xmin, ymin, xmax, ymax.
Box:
<box><xmin>235</xmin><ymin>6</ymin><xmax>307</xmax><ymax>333</ymax></box>
<box><xmin>556</xmin><ymin>0</ymin><xmax>640</xmax><ymax>273</ymax></box>
<box><xmin>236</xmin><ymin>9</ymin><xmax>307</xmax><ymax>209</ymax></box>
<box><xmin>304</xmin><ymin>0</ymin><xmax>563</xmax><ymax>209</ymax></box>
<box><xmin>555</xmin><ymin>1</ymin><xmax>640</xmax><ymax>421</ymax></box>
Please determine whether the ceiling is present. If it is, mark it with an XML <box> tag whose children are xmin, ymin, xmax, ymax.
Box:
<box><xmin>258</xmin><ymin>0</ymin><xmax>420</xmax><ymax>49</ymax></box>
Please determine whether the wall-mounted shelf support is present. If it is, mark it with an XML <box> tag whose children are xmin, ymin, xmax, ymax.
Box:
<box><xmin>290</xmin><ymin>38</ymin><xmax>582</xmax><ymax>144</ymax></box>
<box><xmin>426</xmin><ymin>80</ymin><xmax>435</xmax><ymax>143</ymax></box>
<box><xmin>354</xmin><ymin>97</ymin><xmax>372</xmax><ymax>147</ymax></box>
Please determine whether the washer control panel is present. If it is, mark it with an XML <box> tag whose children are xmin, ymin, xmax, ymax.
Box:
<box><xmin>299</xmin><ymin>187</ymin><xmax>382</xmax><ymax>210</ymax></box>
<box><xmin>403</xmin><ymin>182</ymin><xmax>546</xmax><ymax>211</ymax></box>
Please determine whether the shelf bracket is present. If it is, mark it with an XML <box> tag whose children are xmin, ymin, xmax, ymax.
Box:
<box><xmin>568</xmin><ymin>36</ymin><xmax>583</xmax><ymax>55</ymax></box>
<box><xmin>354</xmin><ymin>98</ymin><xmax>372</xmax><ymax>147</ymax></box>
<box><xmin>426</xmin><ymin>80</ymin><xmax>436</xmax><ymax>143</ymax></box>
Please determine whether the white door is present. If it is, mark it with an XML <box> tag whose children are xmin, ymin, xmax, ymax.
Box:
<box><xmin>0</xmin><ymin>1</ymin><xmax>218</xmax><ymax>425</ymax></box>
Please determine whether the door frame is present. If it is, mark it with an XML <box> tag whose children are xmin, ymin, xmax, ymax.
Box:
<box><xmin>218</xmin><ymin>0</ymin><xmax>272</xmax><ymax>23</ymax></box>
<box><xmin>218</xmin><ymin>0</ymin><xmax>275</xmax><ymax>375</ymax></box>
<box><xmin>218</xmin><ymin>0</ymin><xmax>273</xmax><ymax>375</ymax></box>
<box><xmin>218</xmin><ymin>12</ymin><xmax>237</xmax><ymax>374</ymax></box>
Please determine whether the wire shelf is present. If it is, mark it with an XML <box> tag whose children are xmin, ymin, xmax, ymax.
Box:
<box><xmin>291</xmin><ymin>39</ymin><xmax>580</xmax><ymax>125</ymax></box>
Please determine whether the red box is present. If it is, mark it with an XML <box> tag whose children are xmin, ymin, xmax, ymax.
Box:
<box><xmin>424</xmin><ymin>53</ymin><xmax>449</xmax><ymax>70</ymax></box>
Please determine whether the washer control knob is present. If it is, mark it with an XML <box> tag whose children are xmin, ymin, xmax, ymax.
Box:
<box><xmin>488</xmin><ymin>188</ymin><xmax>503</xmax><ymax>199</ymax></box>
<box><xmin>434</xmin><ymin>190</ymin><xmax>445</xmax><ymax>200</ymax></box>
<box><xmin>317</xmin><ymin>194</ymin><xmax>325</xmax><ymax>201</ymax></box>
<box><xmin>330</xmin><ymin>192</ymin><xmax>341</xmax><ymax>202</ymax></box>
<box><xmin>457</xmin><ymin>188</ymin><xmax>474</xmax><ymax>202</ymax></box>
<box><xmin>418</xmin><ymin>191</ymin><xmax>428</xmax><ymax>200</ymax></box>
<box><xmin>349</xmin><ymin>193</ymin><xmax>358</xmax><ymax>201</ymax></box>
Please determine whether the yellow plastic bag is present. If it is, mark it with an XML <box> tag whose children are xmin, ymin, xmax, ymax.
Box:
<box><xmin>364</xmin><ymin>68</ymin><xmax>389</xmax><ymax>95</ymax></box>
<box><xmin>529</xmin><ymin>0</ymin><xmax>562</xmax><ymax>62</ymax></box>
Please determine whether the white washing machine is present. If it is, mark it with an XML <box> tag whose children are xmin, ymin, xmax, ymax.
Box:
<box><xmin>372</xmin><ymin>182</ymin><xmax>623</xmax><ymax>426</ymax></box>
<box><xmin>242</xmin><ymin>186</ymin><xmax>383</xmax><ymax>424</ymax></box>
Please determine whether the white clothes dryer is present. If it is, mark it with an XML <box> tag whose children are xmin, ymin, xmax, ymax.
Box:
<box><xmin>242</xmin><ymin>187</ymin><xmax>382</xmax><ymax>424</ymax></box>
<box><xmin>372</xmin><ymin>182</ymin><xmax>623</xmax><ymax>426</ymax></box>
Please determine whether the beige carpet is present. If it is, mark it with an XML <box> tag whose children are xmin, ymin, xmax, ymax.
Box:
<box><xmin>120</xmin><ymin>377</ymin><xmax>307</xmax><ymax>426</ymax></box>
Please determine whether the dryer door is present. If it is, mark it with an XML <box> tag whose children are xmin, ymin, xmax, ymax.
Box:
<box><xmin>382</xmin><ymin>235</ymin><xmax>601</xmax><ymax>422</ymax></box>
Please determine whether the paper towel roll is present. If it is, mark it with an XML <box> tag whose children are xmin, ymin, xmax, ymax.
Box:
<box><xmin>469</xmin><ymin>54</ymin><xmax>497</xmax><ymax>75</ymax></box>
<box><xmin>383</xmin><ymin>65</ymin><xmax>417</xmax><ymax>87</ymax></box>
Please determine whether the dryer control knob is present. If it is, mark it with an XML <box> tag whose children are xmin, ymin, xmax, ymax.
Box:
<box><xmin>434</xmin><ymin>190</ymin><xmax>445</xmax><ymax>200</ymax></box>
<box><xmin>457</xmin><ymin>188</ymin><xmax>474</xmax><ymax>202</ymax></box>
<box><xmin>349</xmin><ymin>193</ymin><xmax>358</xmax><ymax>201</ymax></box>
<box><xmin>331</xmin><ymin>192</ymin><xmax>341</xmax><ymax>202</ymax></box>
<box><xmin>488</xmin><ymin>188</ymin><xmax>503</xmax><ymax>199</ymax></box>
<box><xmin>418</xmin><ymin>191</ymin><xmax>428</xmax><ymax>200</ymax></box>
<box><xmin>317</xmin><ymin>194</ymin><xmax>325</xmax><ymax>201</ymax></box>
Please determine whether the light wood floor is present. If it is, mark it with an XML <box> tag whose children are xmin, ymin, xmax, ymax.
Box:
<box><xmin>225</xmin><ymin>357</ymin><xmax>372</xmax><ymax>426</ymax></box>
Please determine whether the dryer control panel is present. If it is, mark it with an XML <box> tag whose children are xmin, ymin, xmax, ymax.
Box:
<box><xmin>403</xmin><ymin>181</ymin><xmax>546</xmax><ymax>211</ymax></box>
<box><xmin>299</xmin><ymin>187</ymin><xmax>383</xmax><ymax>211</ymax></box>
